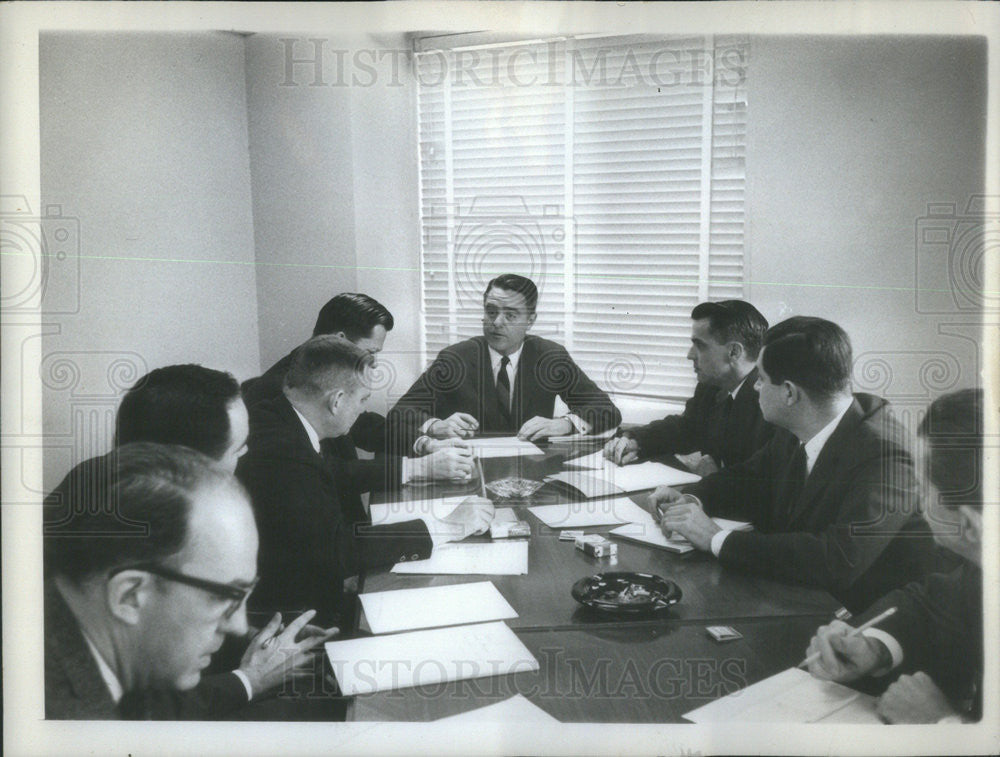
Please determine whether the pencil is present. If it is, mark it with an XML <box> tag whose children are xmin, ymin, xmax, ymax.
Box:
<box><xmin>476</xmin><ymin>453</ymin><xmax>487</xmax><ymax>497</ymax></box>
<box><xmin>798</xmin><ymin>606</ymin><xmax>897</xmax><ymax>669</ymax></box>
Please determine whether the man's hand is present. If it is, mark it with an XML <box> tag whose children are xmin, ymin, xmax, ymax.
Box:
<box><xmin>877</xmin><ymin>672</ymin><xmax>958</xmax><ymax>723</ymax></box>
<box><xmin>439</xmin><ymin>496</ymin><xmax>495</xmax><ymax>540</ymax></box>
<box><xmin>646</xmin><ymin>485</ymin><xmax>690</xmax><ymax>517</ymax></box>
<box><xmin>411</xmin><ymin>446</ymin><xmax>474</xmax><ymax>481</ymax></box>
<box><xmin>659</xmin><ymin>500</ymin><xmax>719</xmax><ymax>551</ymax></box>
<box><xmin>603</xmin><ymin>435</ymin><xmax>640</xmax><ymax>465</ymax></box>
<box><xmin>805</xmin><ymin>620</ymin><xmax>887</xmax><ymax>683</ymax></box>
<box><xmin>421</xmin><ymin>438</ymin><xmax>472</xmax><ymax>454</ymax></box>
<box><xmin>238</xmin><ymin>610</ymin><xmax>339</xmax><ymax>698</ymax></box>
<box><xmin>429</xmin><ymin>413</ymin><xmax>479</xmax><ymax>439</ymax></box>
<box><xmin>517</xmin><ymin>416</ymin><xmax>573</xmax><ymax>441</ymax></box>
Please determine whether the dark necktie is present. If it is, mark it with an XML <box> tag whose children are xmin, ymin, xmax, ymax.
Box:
<box><xmin>781</xmin><ymin>443</ymin><xmax>808</xmax><ymax>521</ymax></box>
<box><xmin>496</xmin><ymin>356</ymin><xmax>511</xmax><ymax>417</ymax></box>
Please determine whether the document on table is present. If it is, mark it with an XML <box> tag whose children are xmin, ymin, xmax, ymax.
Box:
<box><xmin>369</xmin><ymin>495</ymin><xmax>465</xmax><ymax>526</ymax></box>
<box><xmin>325</xmin><ymin>621</ymin><xmax>539</xmax><ymax>696</ymax></box>
<box><xmin>390</xmin><ymin>541</ymin><xmax>529</xmax><ymax>576</ymax></box>
<box><xmin>563</xmin><ymin>450</ymin><xmax>606</xmax><ymax>470</ymax></box>
<box><xmin>436</xmin><ymin>694</ymin><xmax>560</xmax><ymax>723</ymax></box>
<box><xmin>545</xmin><ymin>469</ymin><xmax>624</xmax><ymax>499</ymax></box>
<box><xmin>359</xmin><ymin>580</ymin><xmax>518</xmax><ymax>634</ymax></box>
<box><xmin>467</xmin><ymin>437</ymin><xmax>544</xmax><ymax>457</ymax></box>
<box><xmin>528</xmin><ymin>496</ymin><xmax>651</xmax><ymax>528</ymax></box>
<box><xmin>552</xmin><ymin>460</ymin><xmax>700</xmax><ymax>494</ymax></box>
<box><xmin>610</xmin><ymin>512</ymin><xmax>751</xmax><ymax>553</ymax></box>
<box><xmin>546</xmin><ymin>428</ymin><xmax>616</xmax><ymax>443</ymax></box>
<box><xmin>683</xmin><ymin>667</ymin><xmax>881</xmax><ymax>723</ymax></box>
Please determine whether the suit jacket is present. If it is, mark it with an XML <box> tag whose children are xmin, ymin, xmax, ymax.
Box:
<box><xmin>627</xmin><ymin>367</ymin><xmax>775</xmax><ymax>467</ymax></box>
<box><xmin>859</xmin><ymin>561</ymin><xmax>982</xmax><ymax>719</ymax></box>
<box><xmin>44</xmin><ymin>582</ymin><xmax>247</xmax><ymax>720</ymax></box>
<box><xmin>236</xmin><ymin>394</ymin><xmax>432</xmax><ymax>625</ymax></box>
<box><xmin>687</xmin><ymin>394</ymin><xmax>936</xmax><ymax>612</ymax></box>
<box><xmin>387</xmin><ymin>335</ymin><xmax>621</xmax><ymax>452</ymax></box>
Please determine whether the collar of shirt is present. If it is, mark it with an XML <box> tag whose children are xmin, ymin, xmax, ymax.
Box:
<box><xmin>729</xmin><ymin>373</ymin><xmax>751</xmax><ymax>400</ymax></box>
<box><xmin>81</xmin><ymin>633</ymin><xmax>124</xmax><ymax>704</ymax></box>
<box><xmin>489</xmin><ymin>344</ymin><xmax>524</xmax><ymax>382</ymax></box>
<box><xmin>802</xmin><ymin>401</ymin><xmax>852</xmax><ymax>474</ymax></box>
<box><xmin>291</xmin><ymin>404</ymin><xmax>322</xmax><ymax>454</ymax></box>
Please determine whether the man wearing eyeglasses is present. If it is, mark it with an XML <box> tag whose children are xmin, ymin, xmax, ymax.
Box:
<box><xmin>43</xmin><ymin>443</ymin><xmax>329</xmax><ymax>719</ymax></box>
<box><xmin>387</xmin><ymin>274</ymin><xmax>621</xmax><ymax>450</ymax></box>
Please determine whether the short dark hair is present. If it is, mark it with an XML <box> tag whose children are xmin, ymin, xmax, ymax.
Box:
<box><xmin>284</xmin><ymin>334</ymin><xmax>373</xmax><ymax>397</ymax></box>
<box><xmin>312</xmin><ymin>293</ymin><xmax>394</xmax><ymax>340</ymax></box>
<box><xmin>760</xmin><ymin>316</ymin><xmax>853</xmax><ymax>400</ymax></box>
<box><xmin>115</xmin><ymin>365</ymin><xmax>241</xmax><ymax>461</ymax></box>
<box><xmin>43</xmin><ymin>443</ymin><xmax>238</xmax><ymax>584</ymax></box>
<box><xmin>918</xmin><ymin>388</ymin><xmax>984</xmax><ymax>511</ymax></box>
<box><xmin>484</xmin><ymin>274</ymin><xmax>539</xmax><ymax>314</ymax></box>
<box><xmin>690</xmin><ymin>300</ymin><xmax>769</xmax><ymax>360</ymax></box>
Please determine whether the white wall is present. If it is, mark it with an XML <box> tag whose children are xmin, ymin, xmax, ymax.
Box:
<box><xmin>39</xmin><ymin>32</ymin><xmax>261</xmax><ymax>491</ymax></box>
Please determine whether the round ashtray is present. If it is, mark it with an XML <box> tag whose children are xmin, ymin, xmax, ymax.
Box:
<box><xmin>571</xmin><ymin>571</ymin><xmax>682</xmax><ymax>614</ymax></box>
<box><xmin>485</xmin><ymin>476</ymin><xmax>546</xmax><ymax>499</ymax></box>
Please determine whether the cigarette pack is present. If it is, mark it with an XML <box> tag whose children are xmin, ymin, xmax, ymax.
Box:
<box><xmin>559</xmin><ymin>529</ymin><xmax>585</xmax><ymax>541</ymax></box>
<box><xmin>490</xmin><ymin>519</ymin><xmax>531</xmax><ymax>539</ymax></box>
<box><xmin>574</xmin><ymin>534</ymin><xmax>618</xmax><ymax>559</ymax></box>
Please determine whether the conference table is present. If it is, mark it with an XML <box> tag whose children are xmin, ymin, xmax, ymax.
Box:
<box><xmin>344</xmin><ymin>436</ymin><xmax>841</xmax><ymax>723</ymax></box>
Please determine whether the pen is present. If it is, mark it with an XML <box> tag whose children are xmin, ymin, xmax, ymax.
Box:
<box><xmin>798</xmin><ymin>606</ymin><xmax>897</xmax><ymax>669</ymax></box>
<box><xmin>476</xmin><ymin>453</ymin><xmax>487</xmax><ymax>497</ymax></box>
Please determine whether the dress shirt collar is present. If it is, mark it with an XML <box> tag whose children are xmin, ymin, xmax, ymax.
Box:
<box><xmin>488</xmin><ymin>343</ymin><xmax>524</xmax><ymax>379</ymax></box>
<box><xmin>802</xmin><ymin>400</ymin><xmax>852</xmax><ymax>474</ymax></box>
<box><xmin>729</xmin><ymin>372</ymin><xmax>752</xmax><ymax>400</ymax></box>
<box><xmin>291</xmin><ymin>404</ymin><xmax>322</xmax><ymax>454</ymax></box>
<box><xmin>81</xmin><ymin>633</ymin><xmax>123</xmax><ymax>704</ymax></box>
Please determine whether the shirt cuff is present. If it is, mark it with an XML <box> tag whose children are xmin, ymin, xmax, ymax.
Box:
<box><xmin>710</xmin><ymin>529</ymin><xmax>731</xmax><ymax>557</ymax></box>
<box><xmin>862</xmin><ymin>628</ymin><xmax>904</xmax><ymax>673</ymax></box>
<box><xmin>420</xmin><ymin>418</ymin><xmax>439</xmax><ymax>434</ymax></box>
<box><xmin>231</xmin><ymin>669</ymin><xmax>254</xmax><ymax>701</ymax></box>
<box><xmin>412</xmin><ymin>435</ymin><xmax>432</xmax><ymax>456</ymax></box>
<box><xmin>401</xmin><ymin>457</ymin><xmax>415</xmax><ymax>485</ymax></box>
<box><xmin>561</xmin><ymin>414</ymin><xmax>591</xmax><ymax>435</ymax></box>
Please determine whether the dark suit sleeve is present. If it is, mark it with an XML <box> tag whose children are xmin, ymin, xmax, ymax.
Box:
<box><xmin>685</xmin><ymin>440</ymin><xmax>777</xmax><ymax>523</ymax></box>
<box><xmin>713</xmin><ymin>443</ymin><xmax>919</xmax><ymax>595</ymax></box>
<box><xmin>349</xmin><ymin>411</ymin><xmax>387</xmax><ymax>453</ymax></box>
<box><xmin>531</xmin><ymin>344</ymin><xmax>621</xmax><ymax>433</ymax></box>
<box><xmin>172</xmin><ymin>674</ymin><xmax>249</xmax><ymax>719</ymax></box>
<box><xmin>385</xmin><ymin>352</ymin><xmax>458</xmax><ymax>455</ymax></box>
<box><xmin>627</xmin><ymin>388</ymin><xmax>706</xmax><ymax>458</ymax></box>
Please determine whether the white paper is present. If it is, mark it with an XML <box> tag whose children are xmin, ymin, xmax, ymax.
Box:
<box><xmin>610</xmin><ymin>513</ymin><xmax>751</xmax><ymax>553</ymax></box>
<box><xmin>600</xmin><ymin>461</ymin><xmax>701</xmax><ymax>491</ymax></box>
<box><xmin>492</xmin><ymin>507</ymin><xmax>519</xmax><ymax>523</ymax></box>
<box><xmin>325</xmin><ymin>621</ymin><xmax>539</xmax><ymax>696</ymax></box>
<box><xmin>359</xmin><ymin>580</ymin><xmax>518</xmax><ymax>634</ymax></box>
<box><xmin>563</xmin><ymin>450</ymin><xmax>607</xmax><ymax>470</ymax></box>
<box><xmin>435</xmin><ymin>694</ymin><xmax>560</xmax><ymax>723</ymax></box>
<box><xmin>369</xmin><ymin>496</ymin><xmax>466</xmax><ymax>526</ymax></box>
<box><xmin>528</xmin><ymin>496</ymin><xmax>651</xmax><ymax>528</ymax></box>
<box><xmin>467</xmin><ymin>437</ymin><xmax>544</xmax><ymax>457</ymax></box>
<box><xmin>390</xmin><ymin>541</ymin><xmax>529</xmax><ymax>576</ymax></box>
<box><xmin>546</xmin><ymin>428</ymin><xmax>616</xmax><ymax>443</ymax></box>
<box><xmin>545</xmin><ymin>470</ymin><xmax>624</xmax><ymax>498</ymax></box>
<box><xmin>683</xmin><ymin>667</ymin><xmax>881</xmax><ymax>723</ymax></box>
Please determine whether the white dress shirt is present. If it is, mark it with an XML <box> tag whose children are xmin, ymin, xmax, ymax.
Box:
<box><xmin>82</xmin><ymin>634</ymin><xmax>123</xmax><ymax>704</ymax></box>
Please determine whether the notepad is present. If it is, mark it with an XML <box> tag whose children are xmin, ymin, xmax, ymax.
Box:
<box><xmin>546</xmin><ymin>428</ymin><xmax>616</xmax><ymax>443</ymax></box>
<box><xmin>436</xmin><ymin>694</ymin><xmax>560</xmax><ymax>723</ymax></box>
<box><xmin>369</xmin><ymin>496</ymin><xmax>466</xmax><ymax>526</ymax></box>
<box><xmin>325</xmin><ymin>621</ymin><xmax>539</xmax><ymax>696</ymax></box>
<box><xmin>562</xmin><ymin>450</ymin><xmax>606</xmax><ymax>470</ymax></box>
<box><xmin>600</xmin><ymin>461</ymin><xmax>701</xmax><ymax>491</ymax></box>
<box><xmin>390</xmin><ymin>541</ymin><xmax>529</xmax><ymax>576</ymax></box>
<box><xmin>609</xmin><ymin>513</ymin><xmax>751</xmax><ymax>553</ymax></box>
<box><xmin>528</xmin><ymin>496</ymin><xmax>651</xmax><ymax>528</ymax></box>
<box><xmin>545</xmin><ymin>470</ymin><xmax>624</xmax><ymax>499</ymax></box>
<box><xmin>467</xmin><ymin>437</ymin><xmax>544</xmax><ymax>458</ymax></box>
<box><xmin>683</xmin><ymin>667</ymin><xmax>880</xmax><ymax>723</ymax></box>
<box><xmin>359</xmin><ymin>581</ymin><xmax>518</xmax><ymax>634</ymax></box>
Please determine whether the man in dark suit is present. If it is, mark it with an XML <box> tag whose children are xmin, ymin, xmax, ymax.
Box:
<box><xmin>387</xmin><ymin>274</ymin><xmax>622</xmax><ymax>451</ymax></box>
<box><xmin>806</xmin><ymin>389</ymin><xmax>984</xmax><ymax>723</ymax></box>
<box><xmin>243</xmin><ymin>292</ymin><xmax>474</xmax><ymax>493</ymax></box>
<box><xmin>44</xmin><ymin>444</ymin><xmax>329</xmax><ymax>719</ymax></box>
<box><xmin>237</xmin><ymin>336</ymin><xmax>494</xmax><ymax>626</ymax></box>
<box><xmin>604</xmin><ymin>299</ymin><xmax>775</xmax><ymax>474</ymax></box>
<box><xmin>650</xmin><ymin>316</ymin><xmax>935</xmax><ymax>612</ymax></box>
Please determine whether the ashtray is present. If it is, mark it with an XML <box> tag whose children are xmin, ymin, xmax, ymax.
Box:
<box><xmin>485</xmin><ymin>477</ymin><xmax>546</xmax><ymax>499</ymax></box>
<box><xmin>571</xmin><ymin>571</ymin><xmax>682</xmax><ymax>614</ymax></box>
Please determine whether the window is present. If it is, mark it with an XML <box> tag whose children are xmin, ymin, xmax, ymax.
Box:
<box><xmin>415</xmin><ymin>34</ymin><xmax>748</xmax><ymax>400</ymax></box>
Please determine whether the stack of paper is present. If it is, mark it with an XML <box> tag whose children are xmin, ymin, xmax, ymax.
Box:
<box><xmin>325</xmin><ymin>621</ymin><xmax>539</xmax><ymax>696</ymax></box>
<box><xmin>528</xmin><ymin>496</ymin><xmax>651</xmax><ymax>528</ymax></box>
<box><xmin>359</xmin><ymin>581</ymin><xmax>518</xmax><ymax>634</ymax></box>
<box><xmin>369</xmin><ymin>496</ymin><xmax>465</xmax><ymax>526</ymax></box>
<box><xmin>390</xmin><ymin>541</ymin><xmax>529</xmax><ymax>575</ymax></box>
<box><xmin>683</xmin><ymin>667</ymin><xmax>881</xmax><ymax>723</ymax></box>
<box><xmin>467</xmin><ymin>437</ymin><xmax>544</xmax><ymax>458</ymax></box>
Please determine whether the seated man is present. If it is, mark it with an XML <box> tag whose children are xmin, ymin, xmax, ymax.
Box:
<box><xmin>243</xmin><ymin>292</ymin><xmax>473</xmax><ymax>492</ymax></box>
<box><xmin>805</xmin><ymin>389</ymin><xmax>984</xmax><ymax>723</ymax></box>
<box><xmin>114</xmin><ymin>364</ymin><xmax>335</xmax><ymax>706</ymax></box>
<box><xmin>237</xmin><ymin>335</ymin><xmax>494</xmax><ymax>625</ymax></box>
<box><xmin>604</xmin><ymin>299</ymin><xmax>775</xmax><ymax>473</ymax></box>
<box><xmin>650</xmin><ymin>316</ymin><xmax>935</xmax><ymax>612</ymax></box>
<box><xmin>44</xmin><ymin>443</ymin><xmax>328</xmax><ymax>719</ymax></box>
<box><xmin>387</xmin><ymin>274</ymin><xmax>622</xmax><ymax>450</ymax></box>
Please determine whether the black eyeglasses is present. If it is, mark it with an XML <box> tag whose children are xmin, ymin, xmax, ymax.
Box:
<box><xmin>113</xmin><ymin>563</ymin><xmax>259</xmax><ymax>619</ymax></box>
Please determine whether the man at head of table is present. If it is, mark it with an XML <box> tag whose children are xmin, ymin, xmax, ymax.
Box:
<box><xmin>386</xmin><ymin>273</ymin><xmax>621</xmax><ymax>450</ymax></box>
<box><xmin>805</xmin><ymin>388</ymin><xmax>985</xmax><ymax>723</ymax></box>
<box><xmin>603</xmin><ymin>299</ymin><xmax>776</xmax><ymax>475</ymax></box>
<box><xmin>648</xmin><ymin>315</ymin><xmax>936</xmax><ymax>613</ymax></box>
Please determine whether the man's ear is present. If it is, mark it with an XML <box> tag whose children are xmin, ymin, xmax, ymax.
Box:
<box><xmin>527</xmin><ymin>311</ymin><xmax>537</xmax><ymax>329</ymax></box>
<box><xmin>783</xmin><ymin>381</ymin><xmax>799</xmax><ymax>406</ymax></box>
<box><xmin>106</xmin><ymin>570</ymin><xmax>151</xmax><ymax>626</ymax></box>
<box><xmin>326</xmin><ymin>388</ymin><xmax>346</xmax><ymax>415</ymax></box>
<box><xmin>728</xmin><ymin>341</ymin><xmax>744</xmax><ymax>364</ymax></box>
<box><xmin>958</xmin><ymin>505</ymin><xmax>983</xmax><ymax>549</ymax></box>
